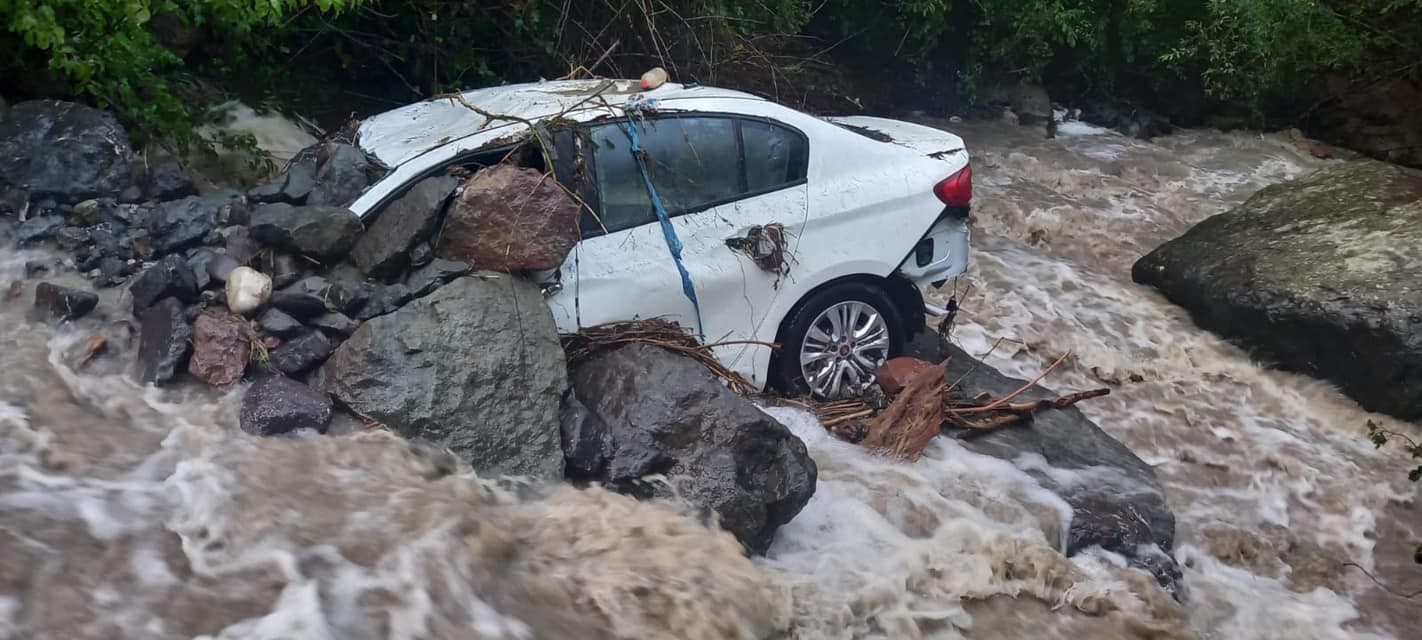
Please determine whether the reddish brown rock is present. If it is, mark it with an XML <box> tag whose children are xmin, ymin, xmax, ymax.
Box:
<box><xmin>435</xmin><ymin>165</ymin><xmax>580</xmax><ymax>272</ymax></box>
<box><xmin>188</xmin><ymin>312</ymin><xmax>250</xmax><ymax>386</ymax></box>
<box><xmin>876</xmin><ymin>357</ymin><xmax>937</xmax><ymax>395</ymax></box>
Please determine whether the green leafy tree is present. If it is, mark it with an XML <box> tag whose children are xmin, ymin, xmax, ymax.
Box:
<box><xmin>1</xmin><ymin>0</ymin><xmax>367</xmax><ymax>147</ymax></box>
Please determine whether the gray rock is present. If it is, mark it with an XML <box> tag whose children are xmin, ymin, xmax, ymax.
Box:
<box><xmin>15</xmin><ymin>215</ymin><xmax>63</xmax><ymax>246</ymax></box>
<box><xmin>249</xmin><ymin>203</ymin><xmax>362</xmax><ymax>260</ymax></box>
<box><xmin>311</xmin><ymin>311</ymin><xmax>358</xmax><ymax>337</ymax></box>
<box><xmin>270</xmin><ymin>330</ymin><xmax>334</xmax><ymax>376</ymax></box>
<box><xmin>223</xmin><ymin>226</ymin><xmax>259</xmax><ymax>264</ymax></box>
<box><xmin>406</xmin><ymin>258</ymin><xmax>470</xmax><ymax>298</ymax></box>
<box><xmin>253</xmin><ymin>250</ymin><xmax>305</xmax><ymax>289</ymax></box>
<box><xmin>267</xmin><ymin>291</ymin><xmax>327</xmax><ymax>319</ymax></box>
<box><xmin>118</xmin><ymin>184</ymin><xmax>144</xmax><ymax>204</ymax></box>
<box><xmin>316</xmin><ymin>273</ymin><xmax>566</xmax><ymax>480</ymax></box>
<box><xmin>129</xmin><ymin>254</ymin><xmax>198</xmax><ymax>313</ymax></box>
<box><xmin>240</xmin><ymin>375</ymin><xmax>333</xmax><ymax>436</ymax></box>
<box><xmin>568</xmin><ymin>343</ymin><xmax>817</xmax><ymax>554</ymax></box>
<box><xmin>436</xmin><ymin>164</ymin><xmax>580</xmax><ymax>272</ymax></box>
<box><xmin>409</xmin><ymin>241</ymin><xmax>433</xmax><ymax>268</ymax></box>
<box><xmin>146</xmin><ymin>196</ymin><xmax>216</xmax><ymax>255</ymax></box>
<box><xmin>133</xmin><ymin>298</ymin><xmax>192</xmax><ymax>384</ymax></box>
<box><xmin>186</xmin><ymin>248</ymin><xmax>218</xmax><ymax>290</ymax></box>
<box><xmin>207</xmin><ymin>254</ymin><xmax>240</xmax><ymax>283</ymax></box>
<box><xmin>144</xmin><ymin>162</ymin><xmax>197</xmax><ymax>201</ymax></box>
<box><xmin>248</xmin><ymin>153</ymin><xmax>317</xmax><ymax>205</ymax></box>
<box><xmin>286</xmin><ymin>275</ymin><xmax>369</xmax><ymax>316</ymax></box>
<box><xmin>350</xmin><ymin>176</ymin><xmax>457</xmax><ymax>280</ymax></box>
<box><xmin>307</xmin><ymin>143</ymin><xmax>374</xmax><ymax>207</ymax></box>
<box><xmin>32</xmin><ymin>282</ymin><xmax>98</xmax><ymax>321</ymax></box>
<box><xmin>256</xmin><ymin>308</ymin><xmax>304</xmax><ymax>337</ymax></box>
<box><xmin>1134</xmin><ymin>160</ymin><xmax>1422</xmax><ymax>420</ymax></box>
<box><xmin>0</xmin><ymin>100</ymin><xmax>133</xmax><ymax>203</ymax></box>
<box><xmin>906</xmin><ymin>334</ymin><xmax>1179</xmax><ymax>590</ymax></box>
<box><xmin>55</xmin><ymin>226</ymin><xmax>90</xmax><ymax>251</ymax></box>
<box><xmin>356</xmin><ymin>283</ymin><xmax>412</xmax><ymax>320</ymax></box>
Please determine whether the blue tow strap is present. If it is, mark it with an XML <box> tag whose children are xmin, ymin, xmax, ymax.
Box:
<box><xmin>623</xmin><ymin>118</ymin><xmax>705</xmax><ymax>339</ymax></box>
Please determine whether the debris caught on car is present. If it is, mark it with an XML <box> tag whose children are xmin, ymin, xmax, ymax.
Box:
<box><xmin>561</xmin><ymin>318</ymin><xmax>762</xmax><ymax>395</ymax></box>
<box><xmin>726</xmin><ymin>223</ymin><xmax>792</xmax><ymax>284</ymax></box>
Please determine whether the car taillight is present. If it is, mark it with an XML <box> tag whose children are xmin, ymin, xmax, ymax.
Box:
<box><xmin>933</xmin><ymin>164</ymin><xmax>972</xmax><ymax>207</ymax></box>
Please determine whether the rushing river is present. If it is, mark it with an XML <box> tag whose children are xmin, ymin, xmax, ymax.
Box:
<box><xmin>1</xmin><ymin>110</ymin><xmax>1418</xmax><ymax>639</ymax></box>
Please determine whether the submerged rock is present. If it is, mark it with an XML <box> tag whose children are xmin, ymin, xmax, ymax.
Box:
<box><xmin>15</xmin><ymin>215</ymin><xmax>64</xmax><ymax>246</ymax></box>
<box><xmin>907</xmin><ymin>335</ymin><xmax>1179</xmax><ymax>589</ymax></box>
<box><xmin>0</xmin><ymin>100</ymin><xmax>133</xmax><ymax>203</ymax></box>
<box><xmin>567</xmin><ymin>343</ymin><xmax>818</xmax><ymax>555</ymax></box>
<box><xmin>350</xmin><ymin>176</ymin><xmax>456</xmax><ymax>280</ymax></box>
<box><xmin>316</xmin><ymin>273</ymin><xmax>566</xmax><ymax>480</ymax></box>
<box><xmin>436</xmin><ymin>165</ymin><xmax>580</xmax><ymax>272</ymax></box>
<box><xmin>240</xmin><ymin>375</ymin><xmax>333</xmax><ymax>436</ymax></box>
<box><xmin>133</xmin><ymin>298</ymin><xmax>192</xmax><ymax>384</ymax></box>
<box><xmin>32</xmin><ymin>282</ymin><xmax>98</xmax><ymax>322</ymax></box>
<box><xmin>249</xmin><ymin>203</ymin><xmax>362</xmax><ymax>260</ymax></box>
<box><xmin>1134</xmin><ymin>160</ymin><xmax>1422</xmax><ymax>420</ymax></box>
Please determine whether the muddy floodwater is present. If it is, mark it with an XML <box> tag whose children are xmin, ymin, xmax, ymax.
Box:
<box><xmin>1</xmin><ymin>115</ymin><xmax>1419</xmax><ymax>639</ymax></box>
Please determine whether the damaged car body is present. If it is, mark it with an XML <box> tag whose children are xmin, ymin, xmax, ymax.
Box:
<box><xmin>348</xmin><ymin>79</ymin><xmax>972</xmax><ymax>399</ymax></box>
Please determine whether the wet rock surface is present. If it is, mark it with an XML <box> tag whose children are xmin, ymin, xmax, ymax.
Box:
<box><xmin>240</xmin><ymin>375</ymin><xmax>333</xmax><ymax>436</ymax></box>
<box><xmin>133</xmin><ymin>298</ymin><xmax>192</xmax><ymax>384</ymax></box>
<box><xmin>130</xmin><ymin>254</ymin><xmax>198</xmax><ymax>312</ymax></box>
<box><xmin>143</xmin><ymin>163</ymin><xmax>197</xmax><ymax>202</ymax></box>
<box><xmin>567</xmin><ymin>343</ymin><xmax>818</xmax><ymax>554</ymax></box>
<box><xmin>249</xmin><ymin>203</ymin><xmax>362</xmax><ymax>260</ymax></box>
<box><xmin>1134</xmin><ymin>160</ymin><xmax>1422</xmax><ymax>420</ymax></box>
<box><xmin>32</xmin><ymin>282</ymin><xmax>98</xmax><ymax>322</ymax></box>
<box><xmin>188</xmin><ymin>312</ymin><xmax>250</xmax><ymax>386</ymax></box>
<box><xmin>316</xmin><ymin>273</ymin><xmax>566</xmax><ymax>480</ymax></box>
<box><xmin>350</xmin><ymin>176</ymin><xmax>456</xmax><ymax>280</ymax></box>
<box><xmin>907</xmin><ymin>334</ymin><xmax>1179</xmax><ymax>589</ymax></box>
<box><xmin>306</xmin><ymin>143</ymin><xmax>377</xmax><ymax>207</ymax></box>
<box><xmin>269</xmin><ymin>330</ymin><xmax>334</xmax><ymax>376</ymax></box>
<box><xmin>145</xmin><ymin>196</ymin><xmax>216</xmax><ymax>254</ymax></box>
<box><xmin>436</xmin><ymin>165</ymin><xmax>580</xmax><ymax>272</ymax></box>
<box><xmin>0</xmin><ymin>100</ymin><xmax>133</xmax><ymax>203</ymax></box>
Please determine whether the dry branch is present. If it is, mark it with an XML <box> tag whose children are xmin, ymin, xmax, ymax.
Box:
<box><xmin>561</xmin><ymin>318</ymin><xmax>762</xmax><ymax>395</ymax></box>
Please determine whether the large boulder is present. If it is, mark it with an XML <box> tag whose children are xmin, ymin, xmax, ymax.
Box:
<box><xmin>906</xmin><ymin>335</ymin><xmax>1179</xmax><ymax>589</ymax></box>
<box><xmin>350</xmin><ymin>176</ymin><xmax>457</xmax><ymax>280</ymax></box>
<box><xmin>315</xmin><ymin>273</ymin><xmax>566</xmax><ymax>480</ymax></box>
<box><xmin>1133</xmin><ymin>160</ymin><xmax>1422</xmax><ymax>419</ymax></box>
<box><xmin>566</xmin><ymin>343</ymin><xmax>818</xmax><ymax>555</ymax></box>
<box><xmin>0</xmin><ymin>100</ymin><xmax>133</xmax><ymax>203</ymax></box>
<box><xmin>436</xmin><ymin>165</ymin><xmax>580</xmax><ymax>272</ymax></box>
<box><xmin>250</xmin><ymin>203</ymin><xmax>362</xmax><ymax>260</ymax></box>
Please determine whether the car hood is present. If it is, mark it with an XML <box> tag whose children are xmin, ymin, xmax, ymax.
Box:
<box><xmin>824</xmin><ymin>116</ymin><xmax>967</xmax><ymax>160</ymax></box>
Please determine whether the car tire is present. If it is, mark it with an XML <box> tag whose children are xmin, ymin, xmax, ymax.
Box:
<box><xmin>770</xmin><ymin>280</ymin><xmax>906</xmax><ymax>399</ymax></box>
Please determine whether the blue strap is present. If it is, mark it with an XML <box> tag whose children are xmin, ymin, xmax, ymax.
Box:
<box><xmin>623</xmin><ymin>119</ymin><xmax>705</xmax><ymax>339</ymax></box>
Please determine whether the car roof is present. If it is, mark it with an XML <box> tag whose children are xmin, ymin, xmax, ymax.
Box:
<box><xmin>357</xmin><ymin>79</ymin><xmax>769</xmax><ymax>167</ymax></box>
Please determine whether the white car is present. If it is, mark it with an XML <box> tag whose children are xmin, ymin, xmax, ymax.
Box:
<box><xmin>348</xmin><ymin>79</ymin><xmax>971</xmax><ymax>399</ymax></box>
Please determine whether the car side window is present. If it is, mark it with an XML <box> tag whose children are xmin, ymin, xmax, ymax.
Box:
<box><xmin>583</xmin><ymin>115</ymin><xmax>807</xmax><ymax>237</ymax></box>
<box><xmin>742</xmin><ymin>119</ymin><xmax>806</xmax><ymax>192</ymax></box>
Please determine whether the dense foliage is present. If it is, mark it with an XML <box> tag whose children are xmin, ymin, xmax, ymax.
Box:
<box><xmin>3</xmin><ymin>0</ymin><xmax>1420</xmax><ymax>140</ymax></box>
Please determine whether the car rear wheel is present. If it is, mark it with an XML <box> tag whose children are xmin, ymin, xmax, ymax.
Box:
<box><xmin>772</xmin><ymin>281</ymin><xmax>905</xmax><ymax>399</ymax></box>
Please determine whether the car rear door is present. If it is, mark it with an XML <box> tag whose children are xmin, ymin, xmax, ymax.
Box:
<box><xmin>544</xmin><ymin>112</ymin><xmax>810</xmax><ymax>386</ymax></box>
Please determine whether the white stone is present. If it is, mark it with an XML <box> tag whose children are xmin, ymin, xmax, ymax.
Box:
<box><xmin>225</xmin><ymin>266</ymin><xmax>272</xmax><ymax>316</ymax></box>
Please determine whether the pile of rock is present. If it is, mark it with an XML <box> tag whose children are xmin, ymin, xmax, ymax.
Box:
<box><xmin>1</xmin><ymin>99</ymin><xmax>818</xmax><ymax>555</ymax></box>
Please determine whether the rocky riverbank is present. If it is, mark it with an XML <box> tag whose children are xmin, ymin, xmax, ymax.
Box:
<box><xmin>1</xmin><ymin>98</ymin><xmax>1176</xmax><ymax>584</ymax></box>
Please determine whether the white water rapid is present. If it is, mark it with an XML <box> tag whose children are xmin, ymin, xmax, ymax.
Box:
<box><xmin>0</xmin><ymin>109</ymin><xmax>1417</xmax><ymax>639</ymax></box>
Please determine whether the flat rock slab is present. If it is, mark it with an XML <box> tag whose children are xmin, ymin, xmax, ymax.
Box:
<box><xmin>1134</xmin><ymin>160</ymin><xmax>1422</xmax><ymax>419</ymax></box>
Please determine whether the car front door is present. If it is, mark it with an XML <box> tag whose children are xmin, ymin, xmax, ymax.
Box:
<box><xmin>544</xmin><ymin>112</ymin><xmax>810</xmax><ymax>386</ymax></box>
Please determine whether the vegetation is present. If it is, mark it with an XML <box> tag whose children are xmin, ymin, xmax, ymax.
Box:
<box><xmin>1366</xmin><ymin>420</ymin><xmax>1422</xmax><ymax>564</ymax></box>
<box><xmin>3</xmin><ymin>1</ymin><xmax>1420</xmax><ymax>140</ymax></box>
